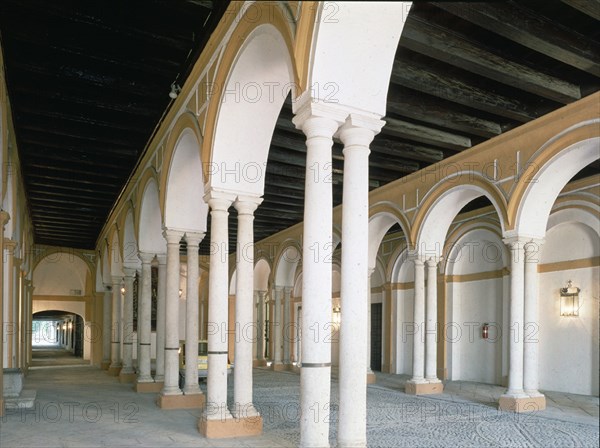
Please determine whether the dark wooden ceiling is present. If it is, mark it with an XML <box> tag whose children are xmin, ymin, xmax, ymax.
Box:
<box><xmin>0</xmin><ymin>0</ymin><xmax>229</xmax><ymax>249</ymax></box>
<box><xmin>1</xmin><ymin>1</ymin><xmax>598</xmax><ymax>254</ymax></box>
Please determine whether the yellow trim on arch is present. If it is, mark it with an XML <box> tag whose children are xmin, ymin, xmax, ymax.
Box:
<box><xmin>202</xmin><ymin>3</ymin><xmax>299</xmax><ymax>182</ymax></box>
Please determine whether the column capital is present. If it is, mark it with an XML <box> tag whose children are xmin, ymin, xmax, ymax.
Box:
<box><xmin>138</xmin><ymin>252</ymin><xmax>154</xmax><ymax>264</ymax></box>
<box><xmin>234</xmin><ymin>195</ymin><xmax>263</xmax><ymax>215</ymax></box>
<box><xmin>292</xmin><ymin>97</ymin><xmax>347</xmax><ymax>132</ymax></box>
<box><xmin>524</xmin><ymin>238</ymin><xmax>545</xmax><ymax>251</ymax></box>
<box><xmin>425</xmin><ymin>257</ymin><xmax>440</xmax><ymax>269</ymax></box>
<box><xmin>409</xmin><ymin>253</ymin><xmax>441</xmax><ymax>265</ymax></box>
<box><xmin>502</xmin><ymin>237</ymin><xmax>528</xmax><ymax>250</ymax></box>
<box><xmin>184</xmin><ymin>231</ymin><xmax>205</xmax><ymax>247</ymax></box>
<box><xmin>103</xmin><ymin>283</ymin><xmax>113</xmax><ymax>292</ymax></box>
<box><xmin>338</xmin><ymin>113</ymin><xmax>384</xmax><ymax>148</ymax></box>
<box><xmin>0</xmin><ymin>210</ymin><xmax>10</xmax><ymax>226</ymax></box>
<box><xmin>283</xmin><ymin>286</ymin><xmax>293</xmax><ymax>296</ymax></box>
<box><xmin>257</xmin><ymin>290</ymin><xmax>267</xmax><ymax>300</ymax></box>
<box><xmin>162</xmin><ymin>228</ymin><xmax>184</xmax><ymax>244</ymax></box>
<box><xmin>111</xmin><ymin>275</ymin><xmax>122</xmax><ymax>286</ymax></box>
<box><xmin>123</xmin><ymin>267</ymin><xmax>137</xmax><ymax>278</ymax></box>
<box><xmin>203</xmin><ymin>189</ymin><xmax>236</xmax><ymax>210</ymax></box>
<box><xmin>4</xmin><ymin>238</ymin><xmax>17</xmax><ymax>250</ymax></box>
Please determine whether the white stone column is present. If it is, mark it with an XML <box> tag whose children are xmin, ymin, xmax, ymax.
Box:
<box><xmin>184</xmin><ymin>232</ymin><xmax>204</xmax><ymax>396</ymax></box>
<box><xmin>233</xmin><ymin>196</ymin><xmax>262</xmax><ymax>419</ymax></box>
<box><xmin>524</xmin><ymin>239</ymin><xmax>544</xmax><ymax>398</ymax></box>
<box><xmin>293</xmin><ymin>108</ymin><xmax>340</xmax><ymax>448</ymax></box>
<box><xmin>155</xmin><ymin>254</ymin><xmax>167</xmax><ymax>382</ymax></box>
<box><xmin>204</xmin><ymin>192</ymin><xmax>235</xmax><ymax>422</ymax></box>
<box><xmin>256</xmin><ymin>291</ymin><xmax>265</xmax><ymax>363</ymax></box>
<box><xmin>120</xmin><ymin>267</ymin><xmax>136</xmax><ymax>377</ymax></box>
<box><xmin>337</xmin><ymin>115</ymin><xmax>380</xmax><ymax>448</ymax></box>
<box><xmin>109</xmin><ymin>275</ymin><xmax>122</xmax><ymax>373</ymax></box>
<box><xmin>160</xmin><ymin>229</ymin><xmax>184</xmax><ymax>397</ymax></box>
<box><xmin>502</xmin><ymin>239</ymin><xmax>527</xmax><ymax>397</ymax></box>
<box><xmin>425</xmin><ymin>258</ymin><xmax>440</xmax><ymax>382</ymax></box>
<box><xmin>137</xmin><ymin>252</ymin><xmax>154</xmax><ymax>383</ymax></box>
<box><xmin>101</xmin><ymin>284</ymin><xmax>112</xmax><ymax>369</ymax></box>
<box><xmin>283</xmin><ymin>287</ymin><xmax>292</xmax><ymax>366</ymax></box>
<box><xmin>409</xmin><ymin>258</ymin><xmax>425</xmax><ymax>383</ymax></box>
<box><xmin>272</xmin><ymin>286</ymin><xmax>283</xmax><ymax>368</ymax></box>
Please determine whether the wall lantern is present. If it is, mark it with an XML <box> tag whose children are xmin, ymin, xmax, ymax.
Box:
<box><xmin>560</xmin><ymin>280</ymin><xmax>580</xmax><ymax>317</ymax></box>
<box><xmin>332</xmin><ymin>305</ymin><xmax>341</xmax><ymax>325</ymax></box>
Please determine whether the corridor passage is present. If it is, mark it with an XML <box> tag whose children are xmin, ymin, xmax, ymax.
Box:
<box><xmin>1</xmin><ymin>368</ymin><xmax>598</xmax><ymax>447</ymax></box>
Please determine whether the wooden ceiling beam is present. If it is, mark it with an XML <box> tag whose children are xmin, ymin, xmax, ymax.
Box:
<box><xmin>26</xmin><ymin>172</ymin><xmax>120</xmax><ymax>188</ymax></box>
<box><xmin>402</xmin><ymin>15</ymin><xmax>581</xmax><ymax>104</ymax></box>
<box><xmin>386</xmin><ymin>86</ymin><xmax>503</xmax><ymax>138</ymax></box>
<box><xmin>15</xmin><ymin>104</ymin><xmax>150</xmax><ymax>134</ymax></box>
<box><xmin>382</xmin><ymin>117</ymin><xmax>471</xmax><ymax>151</ymax></box>
<box><xmin>560</xmin><ymin>0</ymin><xmax>600</xmax><ymax>21</ymax></box>
<box><xmin>20</xmin><ymin>135</ymin><xmax>138</xmax><ymax>158</ymax></box>
<box><xmin>26</xmin><ymin>163</ymin><xmax>127</xmax><ymax>180</ymax></box>
<box><xmin>433</xmin><ymin>2</ymin><xmax>600</xmax><ymax>77</ymax></box>
<box><xmin>18</xmin><ymin>126</ymin><xmax>141</xmax><ymax>150</ymax></box>
<box><xmin>391</xmin><ymin>55</ymin><xmax>553</xmax><ymax>122</ymax></box>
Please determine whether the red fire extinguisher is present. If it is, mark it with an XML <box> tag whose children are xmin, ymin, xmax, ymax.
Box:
<box><xmin>482</xmin><ymin>323</ymin><xmax>489</xmax><ymax>339</ymax></box>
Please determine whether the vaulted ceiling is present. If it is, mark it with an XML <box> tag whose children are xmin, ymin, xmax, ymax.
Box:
<box><xmin>1</xmin><ymin>1</ymin><xmax>598</xmax><ymax>253</ymax></box>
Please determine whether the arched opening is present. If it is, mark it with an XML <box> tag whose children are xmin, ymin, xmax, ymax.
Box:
<box><xmin>31</xmin><ymin>310</ymin><xmax>88</xmax><ymax>368</ymax></box>
<box><xmin>538</xmin><ymin>209</ymin><xmax>599</xmax><ymax>395</ymax></box>
<box><xmin>390</xmin><ymin>248</ymin><xmax>414</xmax><ymax>375</ymax></box>
<box><xmin>445</xmin><ymin>227</ymin><xmax>506</xmax><ymax>385</ymax></box>
<box><xmin>368</xmin><ymin>209</ymin><xmax>410</xmax><ymax>374</ymax></box>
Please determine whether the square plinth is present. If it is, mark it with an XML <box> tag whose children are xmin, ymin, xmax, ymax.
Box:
<box><xmin>405</xmin><ymin>381</ymin><xmax>444</xmax><ymax>395</ymax></box>
<box><xmin>157</xmin><ymin>393</ymin><xmax>205</xmax><ymax>409</ymax></box>
<box><xmin>134</xmin><ymin>381</ymin><xmax>163</xmax><ymax>393</ymax></box>
<box><xmin>498</xmin><ymin>395</ymin><xmax>546</xmax><ymax>412</ymax></box>
<box><xmin>106</xmin><ymin>366</ymin><xmax>122</xmax><ymax>376</ymax></box>
<box><xmin>118</xmin><ymin>372</ymin><xmax>137</xmax><ymax>383</ymax></box>
<box><xmin>199</xmin><ymin>415</ymin><xmax>263</xmax><ymax>439</ymax></box>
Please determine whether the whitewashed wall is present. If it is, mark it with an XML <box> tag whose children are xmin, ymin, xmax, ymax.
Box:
<box><xmin>539</xmin><ymin>220</ymin><xmax>599</xmax><ymax>396</ymax></box>
<box><xmin>446</xmin><ymin>228</ymin><xmax>505</xmax><ymax>384</ymax></box>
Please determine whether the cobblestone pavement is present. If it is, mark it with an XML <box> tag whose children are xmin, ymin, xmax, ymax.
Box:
<box><xmin>1</xmin><ymin>366</ymin><xmax>598</xmax><ymax>447</ymax></box>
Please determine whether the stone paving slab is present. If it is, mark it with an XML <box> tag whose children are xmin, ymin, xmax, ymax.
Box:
<box><xmin>0</xmin><ymin>367</ymin><xmax>598</xmax><ymax>448</ymax></box>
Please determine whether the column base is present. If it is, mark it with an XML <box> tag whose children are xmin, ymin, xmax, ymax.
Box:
<box><xmin>405</xmin><ymin>380</ymin><xmax>444</xmax><ymax>395</ymax></box>
<box><xmin>100</xmin><ymin>361</ymin><xmax>110</xmax><ymax>370</ymax></box>
<box><xmin>253</xmin><ymin>359</ymin><xmax>268</xmax><ymax>367</ymax></box>
<box><xmin>119</xmin><ymin>372</ymin><xmax>137</xmax><ymax>383</ymax></box>
<box><xmin>157</xmin><ymin>392</ymin><xmax>204</xmax><ymax>409</ymax></box>
<box><xmin>272</xmin><ymin>363</ymin><xmax>287</xmax><ymax>372</ymax></box>
<box><xmin>498</xmin><ymin>394</ymin><xmax>546</xmax><ymax>412</ymax></box>
<box><xmin>134</xmin><ymin>380</ymin><xmax>163</xmax><ymax>393</ymax></box>
<box><xmin>367</xmin><ymin>372</ymin><xmax>377</xmax><ymax>384</ymax></box>
<box><xmin>107</xmin><ymin>365</ymin><xmax>122</xmax><ymax>376</ymax></box>
<box><xmin>199</xmin><ymin>414</ymin><xmax>263</xmax><ymax>438</ymax></box>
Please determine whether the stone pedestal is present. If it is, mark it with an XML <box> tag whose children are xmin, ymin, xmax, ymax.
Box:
<box><xmin>367</xmin><ymin>372</ymin><xmax>377</xmax><ymax>384</ymax></box>
<box><xmin>3</xmin><ymin>368</ymin><xmax>36</xmax><ymax>409</ymax></box>
<box><xmin>157</xmin><ymin>393</ymin><xmax>205</xmax><ymax>409</ymax></box>
<box><xmin>134</xmin><ymin>380</ymin><xmax>164</xmax><ymax>393</ymax></box>
<box><xmin>405</xmin><ymin>380</ymin><xmax>444</xmax><ymax>395</ymax></box>
<box><xmin>107</xmin><ymin>366</ymin><xmax>122</xmax><ymax>376</ymax></box>
<box><xmin>199</xmin><ymin>414</ymin><xmax>263</xmax><ymax>439</ymax></box>
<box><xmin>100</xmin><ymin>361</ymin><xmax>111</xmax><ymax>370</ymax></box>
<box><xmin>498</xmin><ymin>395</ymin><xmax>546</xmax><ymax>412</ymax></box>
<box><xmin>118</xmin><ymin>372</ymin><xmax>137</xmax><ymax>383</ymax></box>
